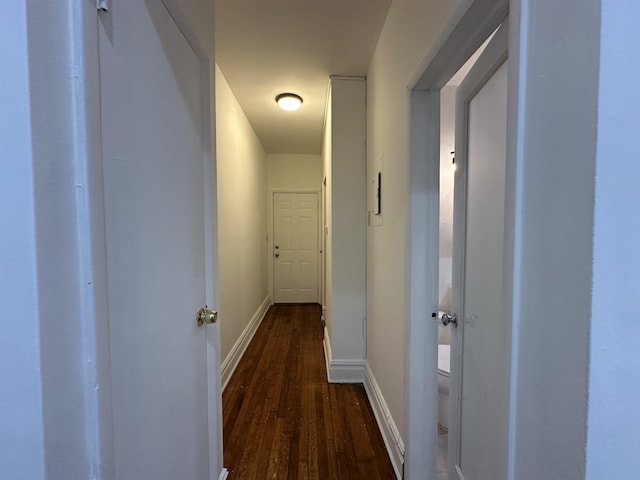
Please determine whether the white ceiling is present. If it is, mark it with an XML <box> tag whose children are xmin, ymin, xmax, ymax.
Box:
<box><xmin>214</xmin><ymin>0</ymin><xmax>392</xmax><ymax>154</ymax></box>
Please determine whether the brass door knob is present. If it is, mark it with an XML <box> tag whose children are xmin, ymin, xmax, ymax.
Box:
<box><xmin>197</xmin><ymin>308</ymin><xmax>218</xmax><ymax>327</ymax></box>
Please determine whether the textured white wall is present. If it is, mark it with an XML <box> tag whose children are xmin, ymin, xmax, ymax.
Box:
<box><xmin>0</xmin><ymin>1</ymin><xmax>102</xmax><ymax>477</ymax></box>
<box><xmin>507</xmin><ymin>0</ymin><xmax>600</xmax><ymax>478</ymax></box>
<box><xmin>215</xmin><ymin>64</ymin><xmax>269</xmax><ymax>363</ymax></box>
<box><xmin>0</xmin><ymin>4</ymin><xmax>46</xmax><ymax>477</ymax></box>
<box><xmin>366</xmin><ymin>0</ymin><xmax>462</xmax><ymax>440</ymax></box>
<box><xmin>586</xmin><ymin>1</ymin><xmax>640</xmax><ymax>477</ymax></box>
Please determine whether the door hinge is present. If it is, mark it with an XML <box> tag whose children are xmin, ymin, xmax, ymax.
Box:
<box><xmin>97</xmin><ymin>0</ymin><xmax>109</xmax><ymax>12</ymax></box>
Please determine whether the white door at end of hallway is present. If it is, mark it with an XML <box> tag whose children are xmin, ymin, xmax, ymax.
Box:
<box><xmin>99</xmin><ymin>2</ymin><xmax>221</xmax><ymax>479</ymax></box>
<box><xmin>273</xmin><ymin>192</ymin><xmax>319</xmax><ymax>303</ymax></box>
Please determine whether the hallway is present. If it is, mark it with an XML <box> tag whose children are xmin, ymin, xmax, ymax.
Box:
<box><xmin>222</xmin><ymin>304</ymin><xmax>395</xmax><ymax>479</ymax></box>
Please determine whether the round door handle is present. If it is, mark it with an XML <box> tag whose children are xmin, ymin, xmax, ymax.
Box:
<box><xmin>441</xmin><ymin>313</ymin><xmax>458</xmax><ymax>327</ymax></box>
<box><xmin>275</xmin><ymin>253</ymin><xmax>280</xmax><ymax>258</ymax></box>
<box><xmin>197</xmin><ymin>308</ymin><xmax>218</xmax><ymax>327</ymax></box>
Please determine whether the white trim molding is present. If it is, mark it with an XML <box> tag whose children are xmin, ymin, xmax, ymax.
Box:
<box><xmin>323</xmin><ymin>327</ymin><xmax>331</xmax><ymax>379</ymax></box>
<box><xmin>218</xmin><ymin>468</ymin><xmax>229</xmax><ymax>480</ymax></box>
<box><xmin>221</xmin><ymin>296</ymin><xmax>271</xmax><ymax>391</ymax></box>
<box><xmin>364</xmin><ymin>363</ymin><xmax>405</xmax><ymax>479</ymax></box>
<box><xmin>322</xmin><ymin>327</ymin><xmax>365</xmax><ymax>383</ymax></box>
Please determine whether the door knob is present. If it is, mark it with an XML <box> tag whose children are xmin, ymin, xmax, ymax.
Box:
<box><xmin>275</xmin><ymin>245</ymin><xmax>279</xmax><ymax>249</ymax></box>
<box><xmin>197</xmin><ymin>308</ymin><xmax>217</xmax><ymax>327</ymax></box>
<box><xmin>441</xmin><ymin>313</ymin><xmax>458</xmax><ymax>327</ymax></box>
<box><xmin>275</xmin><ymin>253</ymin><xmax>280</xmax><ymax>258</ymax></box>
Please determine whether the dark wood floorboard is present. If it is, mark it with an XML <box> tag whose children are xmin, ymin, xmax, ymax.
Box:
<box><xmin>223</xmin><ymin>304</ymin><xmax>396</xmax><ymax>479</ymax></box>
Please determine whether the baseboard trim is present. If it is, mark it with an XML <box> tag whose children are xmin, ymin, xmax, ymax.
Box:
<box><xmin>323</xmin><ymin>327</ymin><xmax>332</xmax><ymax>380</ymax></box>
<box><xmin>221</xmin><ymin>295</ymin><xmax>271</xmax><ymax>391</ymax></box>
<box><xmin>218</xmin><ymin>468</ymin><xmax>229</xmax><ymax>480</ymax></box>
<box><xmin>322</xmin><ymin>327</ymin><xmax>365</xmax><ymax>383</ymax></box>
<box><xmin>364</xmin><ymin>363</ymin><xmax>405</xmax><ymax>479</ymax></box>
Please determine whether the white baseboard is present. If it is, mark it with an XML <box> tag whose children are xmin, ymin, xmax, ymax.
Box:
<box><xmin>221</xmin><ymin>295</ymin><xmax>271</xmax><ymax>391</ymax></box>
<box><xmin>364</xmin><ymin>363</ymin><xmax>405</xmax><ymax>479</ymax></box>
<box><xmin>323</xmin><ymin>327</ymin><xmax>332</xmax><ymax>379</ymax></box>
<box><xmin>322</xmin><ymin>327</ymin><xmax>365</xmax><ymax>383</ymax></box>
<box><xmin>218</xmin><ymin>468</ymin><xmax>228</xmax><ymax>480</ymax></box>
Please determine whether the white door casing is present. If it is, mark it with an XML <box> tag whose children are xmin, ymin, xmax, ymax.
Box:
<box><xmin>322</xmin><ymin>179</ymin><xmax>327</xmax><ymax>313</ymax></box>
<box><xmin>273</xmin><ymin>192</ymin><xmax>319</xmax><ymax>303</ymax></box>
<box><xmin>449</xmin><ymin>22</ymin><xmax>509</xmax><ymax>480</ymax></box>
<box><xmin>98</xmin><ymin>2</ymin><xmax>221</xmax><ymax>478</ymax></box>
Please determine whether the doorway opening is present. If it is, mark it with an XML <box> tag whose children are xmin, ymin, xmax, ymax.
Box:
<box><xmin>436</xmin><ymin>80</ymin><xmax>455</xmax><ymax>480</ymax></box>
<box><xmin>435</xmin><ymin>36</ymin><xmax>492</xmax><ymax>479</ymax></box>
<box><xmin>404</xmin><ymin>2</ymin><xmax>508</xmax><ymax>477</ymax></box>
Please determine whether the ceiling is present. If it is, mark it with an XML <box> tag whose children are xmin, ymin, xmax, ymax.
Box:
<box><xmin>214</xmin><ymin>0</ymin><xmax>392</xmax><ymax>154</ymax></box>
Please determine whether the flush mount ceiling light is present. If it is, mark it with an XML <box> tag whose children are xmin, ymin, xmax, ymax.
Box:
<box><xmin>275</xmin><ymin>93</ymin><xmax>303</xmax><ymax>111</ymax></box>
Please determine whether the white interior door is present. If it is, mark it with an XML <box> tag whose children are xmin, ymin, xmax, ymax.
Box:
<box><xmin>99</xmin><ymin>2</ymin><xmax>220</xmax><ymax>478</ymax></box>
<box><xmin>449</xmin><ymin>23</ymin><xmax>509</xmax><ymax>480</ymax></box>
<box><xmin>273</xmin><ymin>192</ymin><xmax>319</xmax><ymax>303</ymax></box>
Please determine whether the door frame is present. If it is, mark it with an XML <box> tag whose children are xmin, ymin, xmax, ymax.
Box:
<box><xmin>321</xmin><ymin>177</ymin><xmax>327</xmax><ymax>323</ymax></box>
<box><xmin>404</xmin><ymin>0</ymin><xmax>508</xmax><ymax>477</ymax></box>
<box><xmin>70</xmin><ymin>1</ymin><xmax>222</xmax><ymax>478</ymax></box>
<box><xmin>268</xmin><ymin>189</ymin><xmax>322</xmax><ymax>304</ymax></box>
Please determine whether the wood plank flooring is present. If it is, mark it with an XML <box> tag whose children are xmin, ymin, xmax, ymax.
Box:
<box><xmin>223</xmin><ymin>304</ymin><xmax>396</xmax><ymax>479</ymax></box>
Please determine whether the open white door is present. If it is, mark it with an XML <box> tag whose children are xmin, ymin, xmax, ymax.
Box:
<box><xmin>448</xmin><ymin>22</ymin><xmax>509</xmax><ymax>480</ymax></box>
<box><xmin>98</xmin><ymin>2</ymin><xmax>222</xmax><ymax>478</ymax></box>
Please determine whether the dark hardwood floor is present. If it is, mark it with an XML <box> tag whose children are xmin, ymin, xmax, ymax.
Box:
<box><xmin>223</xmin><ymin>304</ymin><xmax>396</xmax><ymax>479</ymax></box>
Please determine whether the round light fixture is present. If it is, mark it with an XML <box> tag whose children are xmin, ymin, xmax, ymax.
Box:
<box><xmin>276</xmin><ymin>93</ymin><xmax>303</xmax><ymax>111</ymax></box>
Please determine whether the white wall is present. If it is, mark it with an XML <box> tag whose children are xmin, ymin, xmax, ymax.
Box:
<box><xmin>322</xmin><ymin>97</ymin><xmax>333</xmax><ymax>336</ymax></box>
<box><xmin>366</xmin><ymin>0</ymin><xmax>463</xmax><ymax>441</ymax></box>
<box><xmin>266</xmin><ymin>153</ymin><xmax>322</xmax><ymax>304</ymax></box>
<box><xmin>215</xmin><ymin>64</ymin><xmax>269</xmax><ymax>363</ymax></box>
<box><xmin>505</xmin><ymin>1</ymin><xmax>640</xmax><ymax>476</ymax></box>
<box><xmin>586</xmin><ymin>1</ymin><xmax>640</xmax><ymax>477</ymax></box>
<box><xmin>1</xmin><ymin>4</ymin><xmax>46</xmax><ymax>477</ymax></box>
<box><xmin>326</xmin><ymin>78</ymin><xmax>367</xmax><ymax>365</ymax></box>
<box><xmin>267</xmin><ymin>154</ymin><xmax>322</xmax><ymax>191</ymax></box>
<box><xmin>0</xmin><ymin>1</ymin><xmax>107</xmax><ymax>477</ymax></box>
<box><xmin>506</xmin><ymin>1</ymin><xmax>600</xmax><ymax>477</ymax></box>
